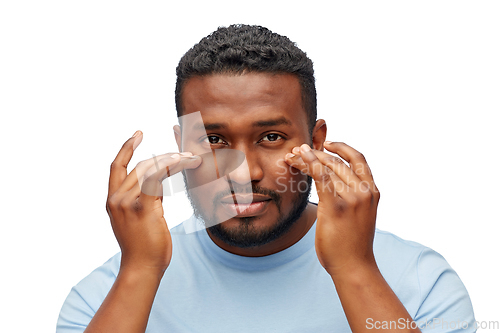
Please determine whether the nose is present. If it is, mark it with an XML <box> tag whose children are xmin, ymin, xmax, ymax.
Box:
<box><xmin>225</xmin><ymin>149</ymin><xmax>263</xmax><ymax>186</ymax></box>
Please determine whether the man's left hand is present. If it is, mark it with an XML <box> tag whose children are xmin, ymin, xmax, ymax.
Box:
<box><xmin>284</xmin><ymin>141</ymin><xmax>380</xmax><ymax>277</ymax></box>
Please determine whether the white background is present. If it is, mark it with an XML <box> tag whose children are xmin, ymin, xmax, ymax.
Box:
<box><xmin>1</xmin><ymin>1</ymin><xmax>499</xmax><ymax>331</ymax></box>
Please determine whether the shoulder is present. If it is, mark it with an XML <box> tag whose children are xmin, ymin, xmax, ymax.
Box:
<box><xmin>57</xmin><ymin>253</ymin><xmax>121</xmax><ymax>332</ymax></box>
<box><xmin>69</xmin><ymin>253</ymin><xmax>121</xmax><ymax>308</ymax></box>
<box><xmin>372</xmin><ymin>228</ymin><xmax>453</xmax><ymax>287</ymax></box>
<box><xmin>372</xmin><ymin>229</ymin><xmax>475</xmax><ymax>327</ymax></box>
<box><xmin>374</xmin><ymin>228</ymin><xmax>427</xmax><ymax>254</ymax></box>
<box><xmin>373</xmin><ymin>228</ymin><xmax>453</xmax><ymax>278</ymax></box>
<box><xmin>372</xmin><ymin>229</ymin><xmax>447</xmax><ymax>272</ymax></box>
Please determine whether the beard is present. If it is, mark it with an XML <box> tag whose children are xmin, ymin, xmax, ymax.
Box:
<box><xmin>184</xmin><ymin>172</ymin><xmax>312</xmax><ymax>248</ymax></box>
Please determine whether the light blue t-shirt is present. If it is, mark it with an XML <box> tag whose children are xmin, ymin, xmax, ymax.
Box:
<box><xmin>57</xmin><ymin>215</ymin><xmax>475</xmax><ymax>332</ymax></box>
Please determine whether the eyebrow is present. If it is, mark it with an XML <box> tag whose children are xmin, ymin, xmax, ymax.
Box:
<box><xmin>192</xmin><ymin>122</ymin><xmax>228</xmax><ymax>131</ymax></box>
<box><xmin>251</xmin><ymin>117</ymin><xmax>292</xmax><ymax>128</ymax></box>
<box><xmin>193</xmin><ymin>116</ymin><xmax>292</xmax><ymax>131</ymax></box>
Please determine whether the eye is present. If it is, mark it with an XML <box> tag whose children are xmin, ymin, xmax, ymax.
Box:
<box><xmin>203</xmin><ymin>135</ymin><xmax>226</xmax><ymax>145</ymax></box>
<box><xmin>260</xmin><ymin>133</ymin><xmax>284</xmax><ymax>142</ymax></box>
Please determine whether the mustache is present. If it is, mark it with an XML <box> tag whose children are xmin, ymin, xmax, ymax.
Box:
<box><xmin>213</xmin><ymin>183</ymin><xmax>282</xmax><ymax>206</ymax></box>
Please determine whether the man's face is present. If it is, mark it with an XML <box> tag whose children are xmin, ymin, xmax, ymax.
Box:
<box><xmin>177</xmin><ymin>72</ymin><xmax>316</xmax><ymax>248</ymax></box>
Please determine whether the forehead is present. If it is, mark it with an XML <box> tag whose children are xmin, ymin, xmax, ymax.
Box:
<box><xmin>180</xmin><ymin>73</ymin><xmax>307</xmax><ymax>130</ymax></box>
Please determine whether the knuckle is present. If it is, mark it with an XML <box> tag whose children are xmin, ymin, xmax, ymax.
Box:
<box><xmin>348</xmin><ymin>195</ymin><xmax>361</xmax><ymax>208</ymax></box>
<box><xmin>359</xmin><ymin>190</ymin><xmax>373</xmax><ymax>203</ymax></box>
<box><xmin>105</xmin><ymin>201</ymin><xmax>112</xmax><ymax>215</ymax></box>
<box><xmin>107</xmin><ymin>195</ymin><xmax>120</xmax><ymax>209</ymax></box>
<box><xmin>142</xmin><ymin>170</ymin><xmax>152</xmax><ymax>181</ymax></box>
<box><xmin>118</xmin><ymin>196</ymin><xmax>142</xmax><ymax>213</ymax></box>
<box><xmin>118</xmin><ymin>196</ymin><xmax>137</xmax><ymax>211</ymax></box>
<box><xmin>136</xmin><ymin>160</ymin><xmax>147</xmax><ymax>171</ymax></box>
<box><xmin>110</xmin><ymin>161</ymin><xmax>119</xmax><ymax>172</ymax></box>
<box><xmin>118</xmin><ymin>198</ymin><xmax>128</xmax><ymax>211</ymax></box>
<box><xmin>324</xmin><ymin>156</ymin><xmax>335</xmax><ymax>164</ymax></box>
<box><xmin>326</xmin><ymin>156</ymin><xmax>343</xmax><ymax>165</ymax></box>
<box><xmin>358</xmin><ymin>181</ymin><xmax>371</xmax><ymax>193</ymax></box>
<box><xmin>139</xmin><ymin>158</ymin><xmax>152</xmax><ymax>166</ymax></box>
<box><xmin>315</xmin><ymin>171</ymin><xmax>331</xmax><ymax>185</ymax></box>
<box><xmin>121</xmin><ymin>139</ymin><xmax>132</xmax><ymax>150</ymax></box>
<box><xmin>355</xmin><ymin>152</ymin><xmax>366</xmax><ymax>161</ymax></box>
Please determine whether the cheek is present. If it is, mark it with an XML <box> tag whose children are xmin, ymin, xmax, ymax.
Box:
<box><xmin>185</xmin><ymin>158</ymin><xmax>218</xmax><ymax>188</ymax></box>
<box><xmin>267</xmin><ymin>157</ymin><xmax>307</xmax><ymax>195</ymax></box>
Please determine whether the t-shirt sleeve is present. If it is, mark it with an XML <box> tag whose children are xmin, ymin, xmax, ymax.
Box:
<box><xmin>56</xmin><ymin>255</ymin><xmax>119</xmax><ymax>333</ymax></box>
<box><xmin>414</xmin><ymin>248</ymin><xmax>475</xmax><ymax>333</ymax></box>
<box><xmin>56</xmin><ymin>286</ymin><xmax>95</xmax><ymax>333</ymax></box>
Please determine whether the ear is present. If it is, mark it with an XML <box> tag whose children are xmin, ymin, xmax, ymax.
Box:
<box><xmin>311</xmin><ymin>119</ymin><xmax>327</xmax><ymax>151</ymax></box>
<box><xmin>173</xmin><ymin>125</ymin><xmax>182</xmax><ymax>152</ymax></box>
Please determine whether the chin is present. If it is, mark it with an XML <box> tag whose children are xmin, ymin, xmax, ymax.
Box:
<box><xmin>207</xmin><ymin>201</ymin><xmax>308</xmax><ymax>249</ymax></box>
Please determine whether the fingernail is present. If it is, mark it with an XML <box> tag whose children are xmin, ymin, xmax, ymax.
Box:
<box><xmin>292</xmin><ymin>147</ymin><xmax>300</xmax><ymax>154</ymax></box>
<box><xmin>285</xmin><ymin>153</ymin><xmax>295</xmax><ymax>159</ymax></box>
<box><xmin>180</xmin><ymin>152</ymin><xmax>193</xmax><ymax>156</ymax></box>
<box><xmin>132</xmin><ymin>130</ymin><xmax>141</xmax><ymax>138</ymax></box>
<box><xmin>300</xmin><ymin>144</ymin><xmax>315</xmax><ymax>161</ymax></box>
<box><xmin>171</xmin><ymin>154</ymin><xmax>180</xmax><ymax>159</ymax></box>
<box><xmin>301</xmin><ymin>144</ymin><xmax>311</xmax><ymax>152</ymax></box>
<box><xmin>324</xmin><ymin>141</ymin><xmax>333</xmax><ymax>145</ymax></box>
<box><xmin>132</xmin><ymin>133</ymin><xmax>143</xmax><ymax>151</ymax></box>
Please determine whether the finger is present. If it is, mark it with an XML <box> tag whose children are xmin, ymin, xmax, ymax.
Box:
<box><xmin>108</xmin><ymin>131</ymin><xmax>143</xmax><ymax>197</ymax></box>
<box><xmin>122</xmin><ymin>155</ymin><xmax>190</xmax><ymax>206</ymax></box>
<box><xmin>286</xmin><ymin>152</ymin><xmax>350</xmax><ymax>199</ymax></box>
<box><xmin>118</xmin><ymin>181</ymin><xmax>166</xmax><ymax>213</ymax></box>
<box><xmin>118</xmin><ymin>152</ymin><xmax>194</xmax><ymax>194</ymax></box>
<box><xmin>128</xmin><ymin>181</ymin><xmax>142</xmax><ymax>202</ymax></box>
<box><xmin>307</xmin><ymin>148</ymin><xmax>362</xmax><ymax>190</ymax></box>
<box><xmin>283</xmin><ymin>152</ymin><xmax>308</xmax><ymax>174</ymax></box>
<box><xmin>138</xmin><ymin>155</ymin><xmax>202</xmax><ymax>205</ymax></box>
<box><xmin>323</xmin><ymin>141</ymin><xmax>374</xmax><ymax>182</ymax></box>
<box><xmin>324</xmin><ymin>141</ymin><xmax>378</xmax><ymax>194</ymax></box>
<box><xmin>119</xmin><ymin>153</ymin><xmax>180</xmax><ymax>194</ymax></box>
<box><xmin>291</xmin><ymin>143</ymin><xmax>360</xmax><ymax>189</ymax></box>
<box><xmin>140</xmin><ymin>155</ymin><xmax>182</xmax><ymax>198</ymax></box>
<box><xmin>292</xmin><ymin>144</ymin><xmax>351</xmax><ymax>199</ymax></box>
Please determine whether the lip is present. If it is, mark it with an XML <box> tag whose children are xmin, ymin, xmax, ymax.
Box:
<box><xmin>220</xmin><ymin>200</ymin><xmax>271</xmax><ymax>217</ymax></box>
<box><xmin>220</xmin><ymin>194</ymin><xmax>272</xmax><ymax>204</ymax></box>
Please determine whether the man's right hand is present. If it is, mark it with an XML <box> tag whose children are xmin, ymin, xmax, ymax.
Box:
<box><xmin>84</xmin><ymin>131</ymin><xmax>201</xmax><ymax>333</ymax></box>
<box><xmin>106</xmin><ymin>130</ymin><xmax>201</xmax><ymax>277</ymax></box>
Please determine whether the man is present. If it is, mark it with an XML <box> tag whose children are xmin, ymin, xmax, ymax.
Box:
<box><xmin>57</xmin><ymin>25</ymin><xmax>475</xmax><ymax>332</ymax></box>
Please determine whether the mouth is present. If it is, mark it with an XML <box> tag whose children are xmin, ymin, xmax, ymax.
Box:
<box><xmin>220</xmin><ymin>194</ymin><xmax>272</xmax><ymax>217</ymax></box>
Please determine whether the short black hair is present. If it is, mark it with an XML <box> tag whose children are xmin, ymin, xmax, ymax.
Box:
<box><xmin>175</xmin><ymin>24</ymin><xmax>317</xmax><ymax>133</ymax></box>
